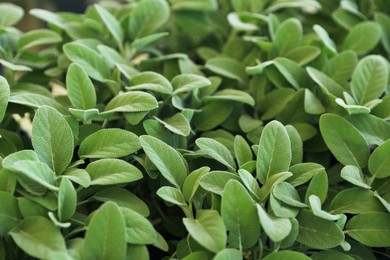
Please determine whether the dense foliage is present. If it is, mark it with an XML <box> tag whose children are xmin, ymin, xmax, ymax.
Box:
<box><xmin>1</xmin><ymin>0</ymin><xmax>390</xmax><ymax>259</ymax></box>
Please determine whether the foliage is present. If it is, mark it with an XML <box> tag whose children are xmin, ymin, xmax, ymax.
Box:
<box><xmin>1</xmin><ymin>0</ymin><xmax>390</xmax><ymax>259</ymax></box>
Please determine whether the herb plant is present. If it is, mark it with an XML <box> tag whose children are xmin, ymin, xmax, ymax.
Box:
<box><xmin>0</xmin><ymin>0</ymin><xmax>390</xmax><ymax>259</ymax></box>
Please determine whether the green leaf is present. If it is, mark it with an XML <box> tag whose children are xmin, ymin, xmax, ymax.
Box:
<box><xmin>296</xmin><ymin>210</ymin><xmax>344</xmax><ymax>249</ymax></box>
<box><xmin>0</xmin><ymin>59</ymin><xmax>32</xmax><ymax>72</ymax></box>
<box><xmin>345</xmin><ymin>212</ymin><xmax>390</xmax><ymax>247</ymax></box>
<box><xmin>157</xmin><ymin>186</ymin><xmax>187</xmax><ymax>206</ymax></box>
<box><xmin>260</xmin><ymin>88</ymin><xmax>295</xmax><ymax>120</ymax></box>
<box><xmin>257</xmin><ymin>120</ymin><xmax>291</xmax><ymax>184</ymax></box>
<box><xmin>196</xmin><ymin>138</ymin><xmax>236</xmax><ymax>171</ymax></box>
<box><xmin>330</xmin><ymin>188</ymin><xmax>385</xmax><ymax>214</ymax></box>
<box><xmin>214</xmin><ymin>248</ymin><xmax>242</xmax><ymax>260</ymax></box>
<box><xmin>193</xmin><ymin>102</ymin><xmax>233</xmax><ymax>131</ymax></box>
<box><xmin>29</xmin><ymin>8</ymin><xmax>64</xmax><ymax>29</ymax></box>
<box><xmin>372</xmin><ymin>95</ymin><xmax>390</xmax><ymax>120</ymax></box>
<box><xmin>273</xmin><ymin>182</ymin><xmax>307</xmax><ymax>208</ymax></box>
<box><xmin>63</xmin><ymin>42</ymin><xmax>110</xmax><ymax>82</ymax></box>
<box><xmin>307</xmin><ymin>67</ymin><xmax>345</xmax><ymax>97</ymax></box>
<box><xmin>128</xmin><ymin>71</ymin><xmax>172</xmax><ymax>94</ymax></box>
<box><xmin>313</xmin><ymin>24</ymin><xmax>337</xmax><ymax>53</ymax></box>
<box><xmin>369</xmin><ymin>139</ymin><xmax>390</xmax><ymax>178</ymax></box>
<box><xmin>234</xmin><ymin>135</ymin><xmax>252</xmax><ymax>167</ymax></box>
<box><xmin>309</xmin><ymin>195</ymin><xmax>340</xmax><ymax>221</ymax></box>
<box><xmin>319</xmin><ymin>114</ymin><xmax>369</xmax><ymax>168</ymax></box>
<box><xmin>103</xmin><ymin>91</ymin><xmax>158</xmax><ymax>113</ymax></box>
<box><xmin>86</xmin><ymin>158</ymin><xmax>143</xmax><ymax>185</ymax></box>
<box><xmin>62</xmin><ymin>168</ymin><xmax>91</xmax><ymax>188</ymax></box>
<box><xmin>9</xmin><ymin>216</ymin><xmax>68</xmax><ymax>259</ymax></box>
<box><xmin>257</xmin><ymin>204</ymin><xmax>291</xmax><ymax>242</ymax></box>
<box><xmin>83</xmin><ymin>202</ymin><xmax>126</xmax><ymax>260</ymax></box>
<box><xmin>183</xmin><ymin>210</ymin><xmax>227</xmax><ymax>253</ymax></box>
<box><xmin>204</xmin><ymin>89</ymin><xmax>255</xmax><ymax>106</ymax></box>
<box><xmin>274</xmin><ymin>18</ymin><xmax>302</xmax><ymax>55</ymax></box>
<box><xmin>270</xmin><ymin>58</ymin><xmax>309</xmax><ymax>90</ymax></box>
<box><xmin>8</xmin><ymin>93</ymin><xmax>68</xmax><ymax>114</ymax></box>
<box><xmin>129</xmin><ymin>0</ymin><xmax>170</xmax><ymax>38</ymax></box>
<box><xmin>305</xmin><ymin>169</ymin><xmax>328</xmax><ymax>204</ymax></box>
<box><xmin>205</xmin><ymin>57</ymin><xmax>248</xmax><ymax>83</ymax></box>
<box><xmin>120</xmin><ymin>207</ymin><xmax>156</xmax><ymax>244</ymax></box>
<box><xmin>172</xmin><ymin>74</ymin><xmax>211</xmax><ymax>94</ymax></box>
<box><xmin>66</xmin><ymin>63</ymin><xmax>96</xmax><ymax>109</ymax></box>
<box><xmin>323</xmin><ymin>51</ymin><xmax>358</xmax><ymax>84</ymax></box>
<box><xmin>154</xmin><ymin>113</ymin><xmax>191</xmax><ymax>136</ymax></box>
<box><xmin>311</xmin><ymin>251</ymin><xmax>354</xmax><ymax>260</ymax></box>
<box><xmin>69</xmin><ymin>108</ymin><xmax>100</xmax><ymax>122</ymax></box>
<box><xmin>343</xmin><ymin>21</ymin><xmax>382</xmax><ymax>55</ymax></box>
<box><xmin>78</xmin><ymin>128</ymin><xmax>141</xmax><ymax>159</ymax></box>
<box><xmin>94</xmin><ymin>188</ymin><xmax>149</xmax><ymax>217</ymax></box>
<box><xmin>304</xmin><ymin>89</ymin><xmax>325</xmax><ymax>115</ymax></box>
<box><xmin>0</xmin><ymin>76</ymin><xmax>10</xmax><ymax>123</ymax></box>
<box><xmin>0</xmin><ymin>191</ymin><xmax>21</xmax><ymax>235</ymax></box>
<box><xmin>18</xmin><ymin>29</ymin><xmax>61</xmax><ymax>50</ymax></box>
<box><xmin>284</xmin><ymin>46</ymin><xmax>321</xmax><ymax>66</ymax></box>
<box><xmin>0</xmin><ymin>3</ymin><xmax>23</xmax><ymax>26</ymax></box>
<box><xmin>94</xmin><ymin>4</ymin><xmax>123</xmax><ymax>49</ymax></box>
<box><xmin>263</xmin><ymin>250</ymin><xmax>311</xmax><ymax>260</ymax></box>
<box><xmin>221</xmin><ymin>180</ymin><xmax>260</xmax><ymax>248</ymax></box>
<box><xmin>227</xmin><ymin>12</ymin><xmax>258</xmax><ymax>31</ymax></box>
<box><xmin>199</xmin><ymin>171</ymin><xmax>240</xmax><ymax>195</ymax></box>
<box><xmin>341</xmin><ymin>165</ymin><xmax>371</xmax><ymax>189</ymax></box>
<box><xmin>140</xmin><ymin>135</ymin><xmax>188</xmax><ymax>188</ymax></box>
<box><xmin>183</xmin><ymin>167</ymin><xmax>210</xmax><ymax>202</ymax></box>
<box><xmin>286</xmin><ymin>125</ymin><xmax>303</xmax><ymax>165</ymax></box>
<box><xmin>351</xmin><ymin>55</ymin><xmax>388</xmax><ymax>105</ymax></box>
<box><xmin>132</xmin><ymin>32</ymin><xmax>170</xmax><ymax>49</ymax></box>
<box><xmin>58</xmin><ymin>178</ymin><xmax>76</xmax><ymax>221</ymax></box>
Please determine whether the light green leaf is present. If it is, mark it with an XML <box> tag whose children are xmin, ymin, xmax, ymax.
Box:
<box><xmin>227</xmin><ymin>12</ymin><xmax>258</xmax><ymax>31</ymax></box>
<box><xmin>285</xmin><ymin>125</ymin><xmax>303</xmax><ymax>165</ymax></box>
<box><xmin>313</xmin><ymin>24</ymin><xmax>337</xmax><ymax>53</ymax></box>
<box><xmin>31</xmin><ymin>106</ymin><xmax>73</xmax><ymax>173</ymax></box>
<box><xmin>285</xmin><ymin>46</ymin><xmax>321</xmax><ymax>66</ymax></box>
<box><xmin>29</xmin><ymin>8</ymin><xmax>64</xmax><ymax>29</ymax></box>
<box><xmin>238</xmin><ymin>169</ymin><xmax>261</xmax><ymax>201</ymax></box>
<box><xmin>172</xmin><ymin>74</ymin><xmax>211</xmax><ymax>94</ymax></box>
<box><xmin>62</xmin><ymin>168</ymin><xmax>91</xmax><ymax>188</ymax></box>
<box><xmin>319</xmin><ymin>114</ymin><xmax>369</xmax><ymax>168</ymax></box>
<box><xmin>78</xmin><ymin>128</ymin><xmax>141</xmax><ymax>159</ymax></box>
<box><xmin>132</xmin><ymin>32</ymin><xmax>170</xmax><ymax>49</ymax></box>
<box><xmin>58</xmin><ymin>178</ymin><xmax>76</xmax><ymax>221</ymax></box>
<box><xmin>307</xmin><ymin>67</ymin><xmax>345</xmax><ymax>98</ymax></box>
<box><xmin>323</xmin><ymin>50</ymin><xmax>358</xmax><ymax>84</ymax></box>
<box><xmin>0</xmin><ymin>76</ymin><xmax>10</xmax><ymax>123</ymax></box>
<box><xmin>263</xmin><ymin>250</ymin><xmax>311</xmax><ymax>260</ymax></box>
<box><xmin>196</xmin><ymin>138</ymin><xmax>236</xmax><ymax>171</ymax></box>
<box><xmin>83</xmin><ymin>202</ymin><xmax>126</xmax><ymax>260</ymax></box>
<box><xmin>369</xmin><ymin>139</ymin><xmax>390</xmax><ymax>178</ymax></box>
<box><xmin>343</xmin><ymin>21</ymin><xmax>382</xmax><ymax>55</ymax></box>
<box><xmin>94</xmin><ymin>4</ymin><xmax>123</xmax><ymax>49</ymax></box>
<box><xmin>183</xmin><ymin>167</ymin><xmax>210</xmax><ymax>202</ymax></box>
<box><xmin>94</xmin><ymin>188</ymin><xmax>149</xmax><ymax>217</ymax></box>
<box><xmin>157</xmin><ymin>186</ymin><xmax>187</xmax><ymax>206</ymax></box>
<box><xmin>304</xmin><ymin>89</ymin><xmax>325</xmax><ymax>115</ymax></box>
<box><xmin>128</xmin><ymin>71</ymin><xmax>172</xmax><ymax>94</ymax></box>
<box><xmin>273</xmin><ymin>182</ymin><xmax>307</xmax><ymax>208</ymax></box>
<box><xmin>205</xmin><ymin>57</ymin><xmax>248</xmax><ymax>83</ymax></box>
<box><xmin>9</xmin><ymin>216</ymin><xmax>69</xmax><ymax>259</ymax></box>
<box><xmin>18</xmin><ymin>29</ymin><xmax>61</xmax><ymax>50</ymax></box>
<box><xmin>0</xmin><ymin>59</ymin><xmax>32</xmax><ymax>72</ymax></box>
<box><xmin>154</xmin><ymin>113</ymin><xmax>191</xmax><ymax>136</ymax></box>
<box><xmin>86</xmin><ymin>158</ymin><xmax>142</xmax><ymax>185</ymax></box>
<box><xmin>221</xmin><ymin>180</ymin><xmax>260</xmax><ymax>249</ymax></box>
<box><xmin>305</xmin><ymin>169</ymin><xmax>328</xmax><ymax>204</ymax></box>
<box><xmin>204</xmin><ymin>89</ymin><xmax>255</xmax><ymax>106</ymax></box>
<box><xmin>296</xmin><ymin>210</ymin><xmax>344</xmax><ymax>249</ymax></box>
<box><xmin>345</xmin><ymin>212</ymin><xmax>390</xmax><ymax>247</ymax></box>
<box><xmin>257</xmin><ymin>204</ymin><xmax>291</xmax><ymax>242</ymax></box>
<box><xmin>183</xmin><ymin>210</ymin><xmax>227</xmax><ymax>253</ymax></box>
<box><xmin>341</xmin><ymin>165</ymin><xmax>371</xmax><ymax>189</ymax></box>
<box><xmin>8</xmin><ymin>93</ymin><xmax>68</xmax><ymax>114</ymax></box>
<box><xmin>63</xmin><ymin>42</ymin><xmax>110</xmax><ymax>82</ymax></box>
<box><xmin>257</xmin><ymin>120</ymin><xmax>291</xmax><ymax>184</ymax></box>
<box><xmin>270</xmin><ymin>58</ymin><xmax>309</xmax><ymax>90</ymax></box>
<box><xmin>234</xmin><ymin>135</ymin><xmax>252</xmax><ymax>167</ymax></box>
<box><xmin>140</xmin><ymin>135</ymin><xmax>188</xmax><ymax>188</ymax></box>
<box><xmin>129</xmin><ymin>0</ymin><xmax>170</xmax><ymax>38</ymax></box>
<box><xmin>309</xmin><ymin>195</ymin><xmax>340</xmax><ymax>221</ymax></box>
<box><xmin>103</xmin><ymin>91</ymin><xmax>158</xmax><ymax>114</ymax></box>
<box><xmin>199</xmin><ymin>171</ymin><xmax>240</xmax><ymax>195</ymax></box>
<box><xmin>69</xmin><ymin>108</ymin><xmax>100</xmax><ymax>122</ymax></box>
<box><xmin>0</xmin><ymin>3</ymin><xmax>24</xmax><ymax>27</ymax></box>
<box><xmin>213</xmin><ymin>248</ymin><xmax>242</xmax><ymax>260</ymax></box>
<box><xmin>0</xmin><ymin>191</ymin><xmax>21</xmax><ymax>235</ymax></box>
<box><xmin>351</xmin><ymin>55</ymin><xmax>388</xmax><ymax>105</ymax></box>
<box><xmin>274</xmin><ymin>18</ymin><xmax>302</xmax><ymax>55</ymax></box>
<box><xmin>120</xmin><ymin>207</ymin><xmax>156</xmax><ymax>244</ymax></box>
<box><xmin>66</xmin><ymin>63</ymin><xmax>96</xmax><ymax>109</ymax></box>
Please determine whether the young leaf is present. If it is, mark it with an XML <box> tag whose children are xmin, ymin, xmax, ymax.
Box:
<box><xmin>274</xmin><ymin>18</ymin><xmax>302</xmax><ymax>55</ymax></box>
<box><xmin>285</xmin><ymin>125</ymin><xmax>303</xmax><ymax>165</ymax></box>
<box><xmin>351</xmin><ymin>55</ymin><xmax>388</xmax><ymax>105</ymax></box>
<box><xmin>9</xmin><ymin>216</ymin><xmax>68</xmax><ymax>259</ymax></box>
<box><xmin>29</xmin><ymin>8</ymin><xmax>64</xmax><ymax>29</ymax></box>
<box><xmin>196</xmin><ymin>138</ymin><xmax>236</xmax><ymax>171</ymax></box>
<box><xmin>0</xmin><ymin>191</ymin><xmax>21</xmax><ymax>235</ymax></box>
<box><xmin>154</xmin><ymin>113</ymin><xmax>191</xmax><ymax>136</ymax></box>
<box><xmin>183</xmin><ymin>210</ymin><xmax>227</xmax><ymax>253</ymax></box>
<box><xmin>313</xmin><ymin>24</ymin><xmax>337</xmax><ymax>53</ymax></box>
<box><xmin>32</xmin><ymin>106</ymin><xmax>73</xmax><ymax>174</ymax></box>
<box><xmin>305</xmin><ymin>170</ymin><xmax>328</xmax><ymax>204</ymax></box>
<box><xmin>341</xmin><ymin>165</ymin><xmax>371</xmax><ymax>189</ymax></box>
<box><xmin>273</xmin><ymin>182</ymin><xmax>307</xmax><ymax>208</ymax></box>
<box><xmin>323</xmin><ymin>50</ymin><xmax>358</xmax><ymax>84</ymax></box>
<box><xmin>0</xmin><ymin>76</ymin><xmax>10</xmax><ymax>124</ymax></box>
<box><xmin>120</xmin><ymin>207</ymin><xmax>156</xmax><ymax>244</ymax></box>
<box><xmin>183</xmin><ymin>167</ymin><xmax>210</xmax><ymax>202</ymax></box>
<box><xmin>0</xmin><ymin>3</ymin><xmax>23</xmax><ymax>26</ymax></box>
<box><xmin>103</xmin><ymin>91</ymin><xmax>158</xmax><ymax>113</ymax></box>
<box><xmin>128</xmin><ymin>71</ymin><xmax>172</xmax><ymax>94</ymax></box>
<box><xmin>140</xmin><ymin>135</ymin><xmax>188</xmax><ymax>188</ymax></box>
<box><xmin>345</xmin><ymin>212</ymin><xmax>390</xmax><ymax>247</ymax></box>
<box><xmin>83</xmin><ymin>202</ymin><xmax>126</xmax><ymax>260</ymax></box>
<box><xmin>172</xmin><ymin>74</ymin><xmax>211</xmax><ymax>94</ymax></box>
<box><xmin>94</xmin><ymin>4</ymin><xmax>123</xmax><ymax>49</ymax></box>
<box><xmin>78</xmin><ymin>129</ymin><xmax>140</xmax><ymax>159</ymax></box>
<box><xmin>296</xmin><ymin>210</ymin><xmax>344</xmax><ymax>249</ymax></box>
<box><xmin>221</xmin><ymin>180</ymin><xmax>260</xmax><ymax>249</ymax></box>
<box><xmin>343</xmin><ymin>21</ymin><xmax>382</xmax><ymax>55</ymax></box>
<box><xmin>257</xmin><ymin>120</ymin><xmax>291</xmax><ymax>184</ymax></box>
<box><xmin>86</xmin><ymin>158</ymin><xmax>143</xmax><ymax>185</ymax></box>
<box><xmin>66</xmin><ymin>63</ymin><xmax>96</xmax><ymax>109</ymax></box>
<box><xmin>157</xmin><ymin>186</ymin><xmax>187</xmax><ymax>206</ymax></box>
<box><xmin>319</xmin><ymin>114</ymin><xmax>369</xmax><ymax>168</ymax></box>
<box><xmin>369</xmin><ymin>139</ymin><xmax>390</xmax><ymax>178</ymax></box>
<box><xmin>129</xmin><ymin>0</ymin><xmax>170</xmax><ymax>38</ymax></box>
<box><xmin>63</xmin><ymin>42</ymin><xmax>110</xmax><ymax>82</ymax></box>
<box><xmin>199</xmin><ymin>171</ymin><xmax>240</xmax><ymax>195</ymax></box>
<box><xmin>234</xmin><ymin>135</ymin><xmax>252</xmax><ymax>167</ymax></box>
<box><xmin>309</xmin><ymin>195</ymin><xmax>340</xmax><ymax>221</ymax></box>
<box><xmin>214</xmin><ymin>248</ymin><xmax>242</xmax><ymax>260</ymax></box>
<box><xmin>58</xmin><ymin>178</ymin><xmax>76</xmax><ymax>221</ymax></box>
<box><xmin>205</xmin><ymin>57</ymin><xmax>248</xmax><ymax>83</ymax></box>
<box><xmin>204</xmin><ymin>89</ymin><xmax>255</xmax><ymax>106</ymax></box>
<box><xmin>17</xmin><ymin>29</ymin><xmax>62</xmax><ymax>50</ymax></box>
<box><xmin>132</xmin><ymin>32</ymin><xmax>170</xmax><ymax>49</ymax></box>
<box><xmin>256</xmin><ymin>204</ymin><xmax>291</xmax><ymax>242</ymax></box>
<box><xmin>285</xmin><ymin>46</ymin><xmax>321</xmax><ymax>66</ymax></box>
<box><xmin>8</xmin><ymin>93</ymin><xmax>68</xmax><ymax>114</ymax></box>
<box><xmin>306</xmin><ymin>67</ymin><xmax>345</xmax><ymax>98</ymax></box>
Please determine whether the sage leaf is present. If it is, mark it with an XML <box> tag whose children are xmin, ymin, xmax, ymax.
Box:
<box><xmin>0</xmin><ymin>191</ymin><xmax>21</xmax><ymax>235</ymax></box>
<box><xmin>58</xmin><ymin>178</ymin><xmax>76</xmax><ymax>221</ymax></box>
<box><xmin>369</xmin><ymin>139</ymin><xmax>390</xmax><ymax>178</ymax></box>
<box><xmin>94</xmin><ymin>4</ymin><xmax>123</xmax><ymax>49</ymax></box>
<box><xmin>103</xmin><ymin>91</ymin><xmax>158</xmax><ymax>113</ymax></box>
<box><xmin>257</xmin><ymin>204</ymin><xmax>291</xmax><ymax>242</ymax></box>
<box><xmin>263</xmin><ymin>251</ymin><xmax>311</xmax><ymax>260</ymax></box>
<box><xmin>0</xmin><ymin>76</ymin><xmax>10</xmax><ymax>123</ymax></box>
<box><xmin>120</xmin><ymin>207</ymin><xmax>156</xmax><ymax>244</ymax></box>
<box><xmin>343</xmin><ymin>21</ymin><xmax>382</xmax><ymax>55</ymax></box>
<box><xmin>66</xmin><ymin>63</ymin><xmax>96</xmax><ymax>109</ymax></box>
<box><xmin>0</xmin><ymin>3</ymin><xmax>23</xmax><ymax>26</ymax></box>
